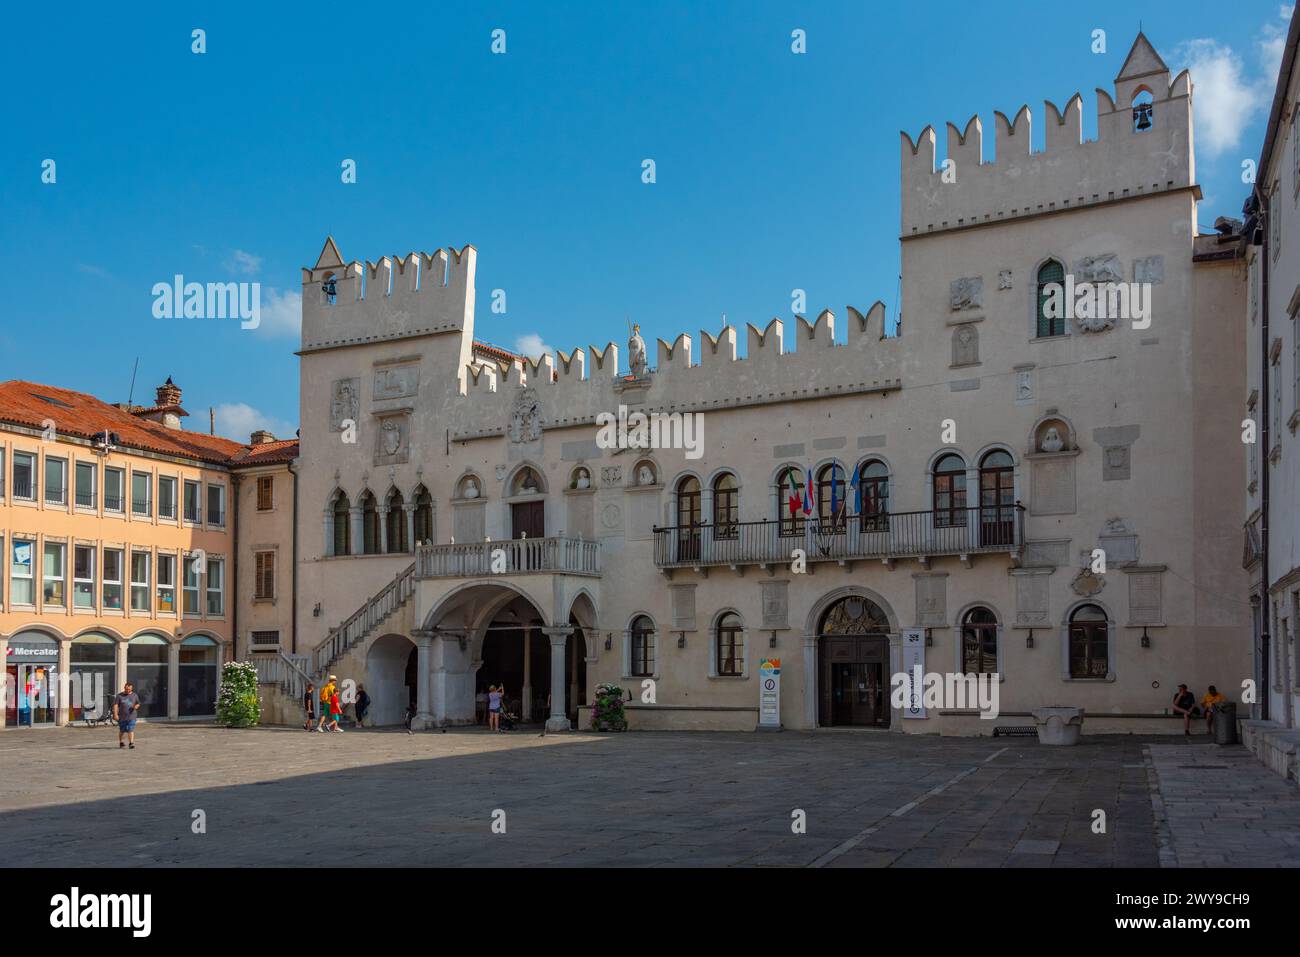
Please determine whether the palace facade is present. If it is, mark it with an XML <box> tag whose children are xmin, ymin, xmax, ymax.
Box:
<box><xmin>279</xmin><ymin>33</ymin><xmax>1252</xmax><ymax>734</ymax></box>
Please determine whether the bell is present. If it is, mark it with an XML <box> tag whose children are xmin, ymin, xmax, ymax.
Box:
<box><xmin>1133</xmin><ymin>103</ymin><xmax>1153</xmax><ymax>131</ymax></box>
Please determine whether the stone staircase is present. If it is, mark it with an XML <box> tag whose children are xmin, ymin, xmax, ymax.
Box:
<box><xmin>253</xmin><ymin>561</ymin><xmax>418</xmax><ymax>724</ymax></box>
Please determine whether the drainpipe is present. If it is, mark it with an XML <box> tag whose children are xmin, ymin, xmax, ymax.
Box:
<box><xmin>290</xmin><ymin>460</ymin><xmax>299</xmax><ymax>655</ymax></box>
<box><xmin>1251</xmin><ymin>184</ymin><xmax>1272</xmax><ymax>723</ymax></box>
<box><xmin>231</xmin><ymin>473</ymin><xmax>240</xmax><ymax>663</ymax></box>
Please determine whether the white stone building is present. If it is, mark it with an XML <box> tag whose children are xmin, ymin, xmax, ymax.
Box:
<box><xmin>1241</xmin><ymin>12</ymin><xmax>1300</xmax><ymax>777</ymax></box>
<box><xmin>279</xmin><ymin>34</ymin><xmax>1250</xmax><ymax>735</ymax></box>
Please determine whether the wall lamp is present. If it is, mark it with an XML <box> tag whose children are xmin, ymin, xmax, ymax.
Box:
<box><xmin>313</xmin><ymin>602</ymin><xmax>321</xmax><ymax>618</ymax></box>
<box><xmin>677</xmin><ymin>631</ymin><xmax>687</xmax><ymax>649</ymax></box>
<box><xmin>1026</xmin><ymin>629</ymin><xmax>1035</xmax><ymax>649</ymax></box>
<box><xmin>1140</xmin><ymin>626</ymin><xmax>1151</xmax><ymax>649</ymax></box>
<box><xmin>604</xmin><ymin>633</ymin><xmax>613</xmax><ymax>651</ymax></box>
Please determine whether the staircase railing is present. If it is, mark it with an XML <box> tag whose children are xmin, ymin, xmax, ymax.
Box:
<box><xmin>252</xmin><ymin>650</ymin><xmax>314</xmax><ymax>703</ymax></box>
<box><xmin>312</xmin><ymin>561</ymin><xmax>418</xmax><ymax>676</ymax></box>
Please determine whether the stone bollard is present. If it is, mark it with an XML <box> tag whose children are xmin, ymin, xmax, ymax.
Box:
<box><xmin>1031</xmin><ymin>706</ymin><xmax>1086</xmax><ymax>745</ymax></box>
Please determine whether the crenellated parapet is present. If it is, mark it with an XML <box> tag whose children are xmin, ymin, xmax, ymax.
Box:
<box><xmin>901</xmin><ymin>33</ymin><xmax>1194</xmax><ymax>237</ymax></box>
<box><xmin>300</xmin><ymin>237</ymin><xmax>477</xmax><ymax>353</ymax></box>
<box><xmin>450</xmin><ymin>299</ymin><xmax>900</xmax><ymax>439</ymax></box>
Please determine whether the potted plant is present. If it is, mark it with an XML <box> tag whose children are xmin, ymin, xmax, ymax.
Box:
<box><xmin>590</xmin><ymin>683</ymin><xmax>628</xmax><ymax>732</ymax></box>
<box><xmin>216</xmin><ymin>661</ymin><xmax>261</xmax><ymax>728</ymax></box>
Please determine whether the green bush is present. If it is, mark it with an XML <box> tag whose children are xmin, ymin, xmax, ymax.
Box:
<box><xmin>216</xmin><ymin>661</ymin><xmax>261</xmax><ymax>727</ymax></box>
<box><xmin>590</xmin><ymin>682</ymin><xmax>628</xmax><ymax>732</ymax></box>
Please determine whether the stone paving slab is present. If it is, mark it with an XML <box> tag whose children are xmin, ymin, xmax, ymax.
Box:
<box><xmin>0</xmin><ymin>724</ymin><xmax>1296</xmax><ymax>867</ymax></box>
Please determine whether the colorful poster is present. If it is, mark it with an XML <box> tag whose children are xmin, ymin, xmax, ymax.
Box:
<box><xmin>758</xmin><ymin>657</ymin><xmax>781</xmax><ymax>728</ymax></box>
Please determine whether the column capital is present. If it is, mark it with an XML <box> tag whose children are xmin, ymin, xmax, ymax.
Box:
<box><xmin>542</xmin><ymin>626</ymin><xmax>574</xmax><ymax>642</ymax></box>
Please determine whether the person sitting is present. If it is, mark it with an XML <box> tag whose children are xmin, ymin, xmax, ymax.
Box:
<box><xmin>1201</xmin><ymin>685</ymin><xmax>1226</xmax><ymax>734</ymax></box>
<box><xmin>1172</xmin><ymin>684</ymin><xmax>1197</xmax><ymax>736</ymax></box>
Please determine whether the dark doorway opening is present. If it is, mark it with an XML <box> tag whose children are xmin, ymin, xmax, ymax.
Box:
<box><xmin>817</xmin><ymin>595</ymin><xmax>892</xmax><ymax>728</ymax></box>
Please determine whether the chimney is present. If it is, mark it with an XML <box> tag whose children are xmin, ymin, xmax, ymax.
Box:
<box><xmin>249</xmin><ymin>430</ymin><xmax>276</xmax><ymax>445</ymax></box>
<box><xmin>156</xmin><ymin>377</ymin><xmax>182</xmax><ymax>408</ymax></box>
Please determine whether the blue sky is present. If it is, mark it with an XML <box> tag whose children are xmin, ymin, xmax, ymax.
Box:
<box><xmin>1</xmin><ymin>1</ymin><xmax>1291</xmax><ymax>441</ymax></box>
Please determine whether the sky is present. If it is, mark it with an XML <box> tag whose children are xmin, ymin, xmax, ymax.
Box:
<box><xmin>0</xmin><ymin>1</ymin><xmax>1292</xmax><ymax>442</ymax></box>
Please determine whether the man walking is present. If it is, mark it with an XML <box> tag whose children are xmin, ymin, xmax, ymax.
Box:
<box><xmin>112</xmin><ymin>682</ymin><xmax>141</xmax><ymax>750</ymax></box>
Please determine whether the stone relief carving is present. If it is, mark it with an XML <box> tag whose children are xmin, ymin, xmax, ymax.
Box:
<box><xmin>761</xmin><ymin>580</ymin><xmax>790</xmax><ymax>629</ymax></box>
<box><xmin>952</xmin><ymin>324</ymin><xmax>979</xmax><ymax>366</ymax></box>
<box><xmin>997</xmin><ymin>269</ymin><xmax>1013</xmax><ymax>290</ymax></box>
<box><xmin>1134</xmin><ymin>255</ymin><xmax>1164</xmax><ymax>284</ymax></box>
<box><xmin>1016</xmin><ymin>370</ymin><xmax>1033</xmax><ymax>401</ymax></box>
<box><xmin>507</xmin><ymin>387</ymin><xmax>543</xmax><ymax>443</ymax></box>
<box><xmin>330</xmin><ymin>378</ymin><xmax>360</xmax><ymax>431</ymax></box>
<box><xmin>1074</xmin><ymin>254</ymin><xmax>1123</xmax><ymax>283</ymax></box>
<box><xmin>1103</xmin><ymin>445</ymin><xmax>1131</xmax><ymax>481</ymax></box>
<box><xmin>1070</xmin><ymin>567</ymin><xmax>1105</xmax><ymax>597</ymax></box>
<box><xmin>373</xmin><ymin>413</ymin><xmax>410</xmax><ymax>466</ymax></box>
<box><xmin>373</xmin><ymin>364</ymin><xmax>418</xmax><ymax>401</ymax></box>
<box><xmin>1013</xmin><ymin>569</ymin><xmax>1052</xmax><ymax>626</ymax></box>
<box><xmin>1075</xmin><ymin>311</ymin><xmax>1118</xmax><ymax>334</ymax></box>
<box><xmin>949</xmin><ymin>276</ymin><xmax>983</xmax><ymax>311</ymax></box>
<box><xmin>601</xmin><ymin>466</ymin><xmax>622</xmax><ymax>486</ymax></box>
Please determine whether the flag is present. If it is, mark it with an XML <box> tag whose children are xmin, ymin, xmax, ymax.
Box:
<box><xmin>783</xmin><ymin>466</ymin><xmax>802</xmax><ymax>516</ymax></box>
<box><xmin>848</xmin><ymin>465</ymin><xmax>862</xmax><ymax>516</ymax></box>
<box><xmin>830</xmin><ymin>463</ymin><xmax>840</xmax><ymax>517</ymax></box>
<box><xmin>803</xmin><ymin>468</ymin><xmax>815</xmax><ymax>515</ymax></box>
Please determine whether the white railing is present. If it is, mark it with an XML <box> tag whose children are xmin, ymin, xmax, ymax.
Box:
<box><xmin>253</xmin><ymin>650</ymin><xmax>314</xmax><ymax>702</ymax></box>
<box><xmin>312</xmin><ymin>561</ymin><xmax>418</xmax><ymax>676</ymax></box>
<box><xmin>415</xmin><ymin>537</ymin><xmax>601</xmax><ymax>579</ymax></box>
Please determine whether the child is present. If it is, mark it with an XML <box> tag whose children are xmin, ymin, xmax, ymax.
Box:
<box><xmin>327</xmin><ymin>684</ymin><xmax>344</xmax><ymax>732</ymax></box>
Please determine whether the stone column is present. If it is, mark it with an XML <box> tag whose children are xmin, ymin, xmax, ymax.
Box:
<box><xmin>414</xmin><ymin>631</ymin><xmax>434</xmax><ymax>729</ymax></box>
<box><xmin>167</xmin><ymin>640</ymin><xmax>180</xmax><ymax>720</ymax></box>
<box><xmin>323</xmin><ymin>508</ymin><xmax>334</xmax><ymax>556</ymax></box>
<box><xmin>0</xmin><ymin>637</ymin><xmax>8</xmax><ymax>729</ymax></box>
<box><xmin>569</xmin><ymin>633</ymin><xmax>580</xmax><ymax>716</ymax></box>
<box><xmin>115</xmin><ymin>640</ymin><xmax>129</xmax><ymax>698</ymax></box>
<box><xmin>404</xmin><ymin>504</ymin><xmax>416</xmax><ymax>550</ymax></box>
<box><xmin>56</xmin><ymin>639</ymin><xmax>71</xmax><ymax>726</ymax></box>
<box><xmin>542</xmin><ymin>626</ymin><xmax>573</xmax><ymax>732</ymax></box>
<box><xmin>378</xmin><ymin>506</ymin><xmax>389</xmax><ymax>554</ymax></box>
<box><xmin>521</xmin><ymin>625</ymin><xmax>533</xmax><ymax>722</ymax></box>
<box><xmin>803</xmin><ymin>635</ymin><xmax>818</xmax><ymax>728</ymax></box>
<box><xmin>350</xmin><ymin>506</ymin><xmax>364</xmax><ymax>556</ymax></box>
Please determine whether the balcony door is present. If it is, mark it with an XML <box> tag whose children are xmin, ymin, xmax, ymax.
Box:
<box><xmin>676</xmin><ymin>477</ymin><xmax>702</xmax><ymax>562</ymax></box>
<box><xmin>978</xmin><ymin>450</ymin><xmax>1015</xmax><ymax>547</ymax></box>
<box><xmin>511</xmin><ymin>501</ymin><xmax>545</xmax><ymax>540</ymax></box>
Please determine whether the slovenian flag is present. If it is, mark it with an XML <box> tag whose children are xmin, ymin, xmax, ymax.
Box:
<box><xmin>848</xmin><ymin>465</ymin><xmax>862</xmax><ymax>516</ymax></box>
<box><xmin>803</xmin><ymin>468</ymin><xmax>815</xmax><ymax>515</ymax></box>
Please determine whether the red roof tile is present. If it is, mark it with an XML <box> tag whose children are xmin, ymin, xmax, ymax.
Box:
<box><xmin>0</xmin><ymin>380</ymin><xmax>297</xmax><ymax>468</ymax></box>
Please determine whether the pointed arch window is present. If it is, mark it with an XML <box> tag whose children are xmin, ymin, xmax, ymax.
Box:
<box><xmin>413</xmin><ymin>486</ymin><xmax>433</xmax><ymax>544</ymax></box>
<box><xmin>385</xmin><ymin>490</ymin><xmax>407</xmax><ymax>553</ymax></box>
<box><xmin>359</xmin><ymin>491</ymin><xmax>379</xmax><ymax>555</ymax></box>
<box><xmin>331</xmin><ymin>492</ymin><xmax>351</xmax><ymax>557</ymax></box>
<box><xmin>1036</xmin><ymin>260</ymin><xmax>1066</xmax><ymax>338</ymax></box>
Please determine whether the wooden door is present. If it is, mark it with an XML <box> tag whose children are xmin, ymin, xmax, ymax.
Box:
<box><xmin>511</xmin><ymin>501</ymin><xmax>545</xmax><ymax>540</ymax></box>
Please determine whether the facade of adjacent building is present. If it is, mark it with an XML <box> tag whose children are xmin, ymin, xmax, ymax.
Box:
<box><xmin>1242</xmin><ymin>11</ymin><xmax>1300</xmax><ymax>778</ymax></box>
<box><xmin>0</xmin><ymin>378</ymin><xmax>296</xmax><ymax>728</ymax></box>
<box><xmin>280</xmin><ymin>34</ymin><xmax>1252</xmax><ymax>735</ymax></box>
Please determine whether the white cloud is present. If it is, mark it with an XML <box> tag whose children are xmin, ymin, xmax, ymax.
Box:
<box><xmin>1175</xmin><ymin>7</ymin><xmax>1293</xmax><ymax>158</ymax></box>
<box><xmin>213</xmin><ymin>403</ymin><xmax>296</xmax><ymax>442</ymax></box>
<box><xmin>514</xmin><ymin>333</ymin><xmax>555</xmax><ymax>358</ymax></box>
<box><xmin>226</xmin><ymin>249</ymin><xmax>263</xmax><ymax>275</ymax></box>
<box><xmin>255</xmin><ymin>288</ymin><xmax>302</xmax><ymax>338</ymax></box>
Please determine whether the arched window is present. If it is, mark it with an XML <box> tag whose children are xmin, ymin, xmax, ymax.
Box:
<box><xmin>413</xmin><ymin>486</ymin><xmax>433</xmax><ymax>544</ymax></box>
<box><xmin>777</xmin><ymin>467</ymin><xmax>805</xmax><ymax>538</ymax></box>
<box><xmin>1069</xmin><ymin>604</ymin><xmax>1109</xmax><ymax>679</ymax></box>
<box><xmin>932</xmin><ymin>454</ymin><xmax>967</xmax><ymax>527</ymax></box>
<box><xmin>676</xmin><ymin>477</ymin><xmax>702</xmax><ymax>561</ymax></box>
<box><xmin>961</xmin><ymin>607</ymin><xmax>998</xmax><ymax>674</ymax></box>
<box><xmin>712</xmin><ymin>473</ymin><xmax>738</xmax><ymax>540</ymax></box>
<box><xmin>385</xmin><ymin>489</ymin><xmax>407</xmax><ymax>553</ymax></box>
<box><xmin>716</xmin><ymin>612</ymin><xmax>743</xmax><ymax>676</ymax></box>
<box><xmin>630</xmin><ymin>615</ymin><xmax>656</xmax><ymax>677</ymax></box>
<box><xmin>978</xmin><ymin>450</ymin><xmax>1016</xmax><ymax>546</ymax></box>
<box><xmin>331</xmin><ymin>491</ymin><xmax>351</xmax><ymax>556</ymax></box>
<box><xmin>1036</xmin><ymin>260</ymin><xmax>1066</xmax><ymax>338</ymax></box>
<box><xmin>359</xmin><ymin>491</ymin><xmax>380</xmax><ymax>555</ymax></box>
<box><xmin>858</xmin><ymin>460</ymin><xmax>889</xmax><ymax>532</ymax></box>
<box><xmin>816</xmin><ymin>463</ymin><xmax>846</xmax><ymax>531</ymax></box>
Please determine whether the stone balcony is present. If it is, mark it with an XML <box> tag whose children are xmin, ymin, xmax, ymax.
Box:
<box><xmin>415</xmin><ymin>536</ymin><xmax>601</xmax><ymax>579</ymax></box>
<box><xmin>652</xmin><ymin>507</ymin><xmax>1024</xmax><ymax>574</ymax></box>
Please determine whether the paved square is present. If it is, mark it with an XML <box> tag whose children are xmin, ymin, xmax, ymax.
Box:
<box><xmin>2</xmin><ymin>725</ymin><xmax>1297</xmax><ymax>867</ymax></box>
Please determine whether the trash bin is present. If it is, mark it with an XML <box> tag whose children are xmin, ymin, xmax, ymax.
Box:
<box><xmin>1213</xmin><ymin>701</ymin><xmax>1237</xmax><ymax>745</ymax></box>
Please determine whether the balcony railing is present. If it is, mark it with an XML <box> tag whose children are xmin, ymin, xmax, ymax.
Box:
<box><xmin>415</xmin><ymin>536</ymin><xmax>601</xmax><ymax>579</ymax></box>
<box><xmin>653</xmin><ymin>506</ymin><xmax>1024</xmax><ymax>569</ymax></box>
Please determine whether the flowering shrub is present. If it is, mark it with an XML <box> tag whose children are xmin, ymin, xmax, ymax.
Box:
<box><xmin>590</xmin><ymin>682</ymin><xmax>628</xmax><ymax>732</ymax></box>
<box><xmin>216</xmin><ymin>661</ymin><xmax>260</xmax><ymax>727</ymax></box>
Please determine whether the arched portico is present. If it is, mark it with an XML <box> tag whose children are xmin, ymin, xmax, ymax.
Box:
<box><xmin>366</xmin><ymin>633</ymin><xmax>418</xmax><ymax>726</ymax></box>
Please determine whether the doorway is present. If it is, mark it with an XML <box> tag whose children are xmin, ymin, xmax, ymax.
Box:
<box><xmin>511</xmin><ymin>501</ymin><xmax>545</xmax><ymax>540</ymax></box>
<box><xmin>6</xmin><ymin>663</ymin><xmax>55</xmax><ymax>727</ymax></box>
<box><xmin>816</xmin><ymin>594</ymin><xmax>892</xmax><ymax>728</ymax></box>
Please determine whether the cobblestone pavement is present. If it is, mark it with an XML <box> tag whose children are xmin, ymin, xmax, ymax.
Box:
<box><xmin>2</xmin><ymin>724</ymin><xmax>1297</xmax><ymax>867</ymax></box>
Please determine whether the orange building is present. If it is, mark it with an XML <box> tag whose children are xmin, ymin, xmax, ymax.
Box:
<box><xmin>0</xmin><ymin>378</ymin><xmax>296</xmax><ymax>728</ymax></box>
